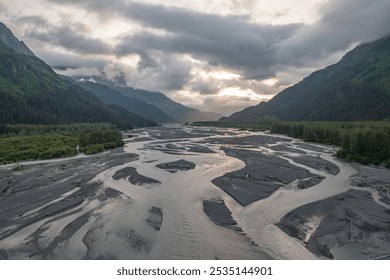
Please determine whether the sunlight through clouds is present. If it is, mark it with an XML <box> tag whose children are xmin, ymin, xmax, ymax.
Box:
<box><xmin>1</xmin><ymin>0</ymin><xmax>389</xmax><ymax>115</ymax></box>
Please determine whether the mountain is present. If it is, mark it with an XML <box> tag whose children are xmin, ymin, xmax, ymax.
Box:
<box><xmin>68</xmin><ymin>75</ymin><xmax>223</xmax><ymax>122</ymax></box>
<box><xmin>0</xmin><ymin>22</ymin><xmax>34</xmax><ymax>56</ymax></box>
<box><xmin>76</xmin><ymin>81</ymin><xmax>174</xmax><ymax>123</ymax></box>
<box><xmin>225</xmin><ymin>35</ymin><xmax>390</xmax><ymax>122</ymax></box>
<box><xmin>112</xmin><ymin>86</ymin><xmax>223</xmax><ymax>122</ymax></box>
<box><xmin>0</xmin><ymin>22</ymin><xmax>156</xmax><ymax>128</ymax></box>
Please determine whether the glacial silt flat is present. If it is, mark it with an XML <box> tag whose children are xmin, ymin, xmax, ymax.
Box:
<box><xmin>0</xmin><ymin>124</ymin><xmax>389</xmax><ymax>260</ymax></box>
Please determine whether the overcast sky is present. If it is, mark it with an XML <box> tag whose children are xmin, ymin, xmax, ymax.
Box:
<box><xmin>1</xmin><ymin>0</ymin><xmax>389</xmax><ymax>115</ymax></box>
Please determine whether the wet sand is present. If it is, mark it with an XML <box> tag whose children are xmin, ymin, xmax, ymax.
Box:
<box><xmin>113</xmin><ymin>167</ymin><xmax>161</xmax><ymax>186</ymax></box>
<box><xmin>146</xmin><ymin>207</ymin><xmax>163</xmax><ymax>231</ymax></box>
<box><xmin>288</xmin><ymin>155</ymin><xmax>340</xmax><ymax>175</ymax></box>
<box><xmin>277</xmin><ymin>189</ymin><xmax>390</xmax><ymax>259</ymax></box>
<box><xmin>0</xmin><ymin>149</ymin><xmax>139</xmax><ymax>259</ymax></box>
<box><xmin>203</xmin><ymin>200</ymin><xmax>237</xmax><ymax>228</ymax></box>
<box><xmin>156</xmin><ymin>160</ymin><xmax>196</xmax><ymax>173</ymax></box>
<box><xmin>1</xmin><ymin>124</ymin><xmax>390</xmax><ymax>260</ymax></box>
<box><xmin>212</xmin><ymin>147</ymin><xmax>319</xmax><ymax>206</ymax></box>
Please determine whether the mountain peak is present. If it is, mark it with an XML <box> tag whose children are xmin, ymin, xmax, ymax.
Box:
<box><xmin>0</xmin><ymin>22</ymin><xmax>35</xmax><ymax>56</ymax></box>
<box><xmin>224</xmin><ymin>35</ymin><xmax>390</xmax><ymax>122</ymax></box>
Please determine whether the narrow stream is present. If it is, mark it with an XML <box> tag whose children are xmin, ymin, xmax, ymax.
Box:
<box><xmin>0</xmin><ymin>124</ymin><xmax>389</xmax><ymax>259</ymax></box>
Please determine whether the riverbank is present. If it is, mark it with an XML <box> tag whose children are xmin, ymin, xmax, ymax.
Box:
<box><xmin>0</xmin><ymin>124</ymin><xmax>389</xmax><ymax>259</ymax></box>
<box><xmin>193</xmin><ymin>120</ymin><xmax>390</xmax><ymax>167</ymax></box>
<box><xmin>0</xmin><ymin>123</ymin><xmax>124</xmax><ymax>164</ymax></box>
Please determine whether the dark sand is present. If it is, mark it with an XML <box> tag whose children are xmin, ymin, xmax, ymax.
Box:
<box><xmin>0</xmin><ymin>149</ymin><xmax>138</xmax><ymax>258</ymax></box>
<box><xmin>212</xmin><ymin>147</ymin><xmax>319</xmax><ymax>206</ymax></box>
<box><xmin>142</xmin><ymin>141</ymin><xmax>214</xmax><ymax>156</ymax></box>
<box><xmin>113</xmin><ymin>167</ymin><xmax>161</xmax><ymax>186</ymax></box>
<box><xmin>351</xmin><ymin>164</ymin><xmax>390</xmax><ymax>205</ymax></box>
<box><xmin>2</xmin><ymin>125</ymin><xmax>390</xmax><ymax>260</ymax></box>
<box><xmin>187</xmin><ymin>145</ymin><xmax>215</xmax><ymax>154</ymax></box>
<box><xmin>297</xmin><ymin>176</ymin><xmax>325</xmax><ymax>189</ymax></box>
<box><xmin>129</xmin><ymin>137</ymin><xmax>155</xmax><ymax>142</ymax></box>
<box><xmin>142</xmin><ymin>143</ymin><xmax>188</xmax><ymax>155</ymax></box>
<box><xmin>156</xmin><ymin>160</ymin><xmax>196</xmax><ymax>173</ymax></box>
<box><xmin>33</xmin><ymin>211</ymin><xmax>92</xmax><ymax>258</ymax></box>
<box><xmin>202</xmin><ymin>134</ymin><xmax>292</xmax><ymax>146</ymax></box>
<box><xmin>203</xmin><ymin>200</ymin><xmax>237</xmax><ymax>228</ymax></box>
<box><xmin>294</xmin><ymin>143</ymin><xmax>331</xmax><ymax>153</ymax></box>
<box><xmin>276</xmin><ymin>189</ymin><xmax>390</xmax><ymax>259</ymax></box>
<box><xmin>269</xmin><ymin>145</ymin><xmax>307</xmax><ymax>154</ymax></box>
<box><xmin>165</xmin><ymin>143</ymin><xmax>186</xmax><ymax>151</ymax></box>
<box><xmin>288</xmin><ymin>155</ymin><xmax>340</xmax><ymax>175</ymax></box>
<box><xmin>146</xmin><ymin>207</ymin><xmax>163</xmax><ymax>231</ymax></box>
<box><xmin>203</xmin><ymin>199</ymin><xmax>273</xmax><ymax>259</ymax></box>
<box><xmin>144</xmin><ymin>126</ymin><xmax>213</xmax><ymax>139</ymax></box>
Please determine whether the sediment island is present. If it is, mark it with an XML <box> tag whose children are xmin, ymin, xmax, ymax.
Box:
<box><xmin>0</xmin><ymin>124</ymin><xmax>389</xmax><ymax>260</ymax></box>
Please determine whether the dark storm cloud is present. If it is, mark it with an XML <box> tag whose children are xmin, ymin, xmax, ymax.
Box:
<box><xmin>115</xmin><ymin>2</ymin><xmax>302</xmax><ymax>80</ymax></box>
<box><xmin>135</xmin><ymin>53</ymin><xmax>193</xmax><ymax>91</ymax></box>
<box><xmin>190</xmin><ymin>79</ymin><xmax>220</xmax><ymax>96</ymax></box>
<box><xmin>276</xmin><ymin>0</ymin><xmax>390</xmax><ymax>66</ymax></box>
<box><xmin>16</xmin><ymin>16</ymin><xmax>49</xmax><ymax>27</ymax></box>
<box><xmin>46</xmin><ymin>0</ymin><xmax>124</xmax><ymax>18</ymax></box>
<box><xmin>25</xmin><ymin>25</ymin><xmax>112</xmax><ymax>55</ymax></box>
<box><xmin>43</xmin><ymin>0</ymin><xmax>390</xmax><ymax>82</ymax></box>
<box><xmin>18</xmin><ymin>16</ymin><xmax>112</xmax><ymax>55</ymax></box>
<box><xmin>47</xmin><ymin>0</ymin><xmax>301</xmax><ymax>79</ymax></box>
<box><xmin>35</xmin><ymin>50</ymin><xmax>107</xmax><ymax>69</ymax></box>
<box><xmin>34</xmin><ymin>0</ymin><xmax>390</xmax><ymax>94</ymax></box>
<box><xmin>146</xmin><ymin>54</ymin><xmax>193</xmax><ymax>91</ymax></box>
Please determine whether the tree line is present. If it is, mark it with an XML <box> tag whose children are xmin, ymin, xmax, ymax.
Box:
<box><xmin>193</xmin><ymin>119</ymin><xmax>390</xmax><ymax>167</ymax></box>
<box><xmin>0</xmin><ymin>123</ymin><xmax>125</xmax><ymax>164</ymax></box>
<box><xmin>271</xmin><ymin>121</ymin><xmax>390</xmax><ymax>167</ymax></box>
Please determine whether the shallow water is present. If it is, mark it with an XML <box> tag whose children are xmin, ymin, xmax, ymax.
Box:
<box><xmin>0</xmin><ymin>124</ymin><xmax>389</xmax><ymax>259</ymax></box>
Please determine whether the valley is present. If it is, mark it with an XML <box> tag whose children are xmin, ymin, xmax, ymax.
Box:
<box><xmin>1</xmin><ymin>125</ymin><xmax>389</xmax><ymax>260</ymax></box>
<box><xmin>0</xmin><ymin>0</ymin><xmax>390</xmax><ymax>270</ymax></box>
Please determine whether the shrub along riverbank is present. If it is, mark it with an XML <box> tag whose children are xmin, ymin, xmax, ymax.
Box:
<box><xmin>193</xmin><ymin>119</ymin><xmax>390</xmax><ymax>168</ymax></box>
<box><xmin>0</xmin><ymin>123</ymin><xmax>125</xmax><ymax>164</ymax></box>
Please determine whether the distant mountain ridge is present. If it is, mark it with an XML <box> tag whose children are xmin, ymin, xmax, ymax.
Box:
<box><xmin>0</xmin><ymin>22</ymin><xmax>156</xmax><ymax>128</ymax></box>
<box><xmin>71</xmin><ymin>76</ymin><xmax>223</xmax><ymax>122</ymax></box>
<box><xmin>77</xmin><ymin>81</ymin><xmax>174</xmax><ymax>123</ymax></box>
<box><xmin>0</xmin><ymin>21</ymin><xmax>220</xmax><ymax>125</ymax></box>
<box><xmin>112</xmin><ymin>86</ymin><xmax>223</xmax><ymax>122</ymax></box>
<box><xmin>224</xmin><ymin>35</ymin><xmax>390</xmax><ymax>122</ymax></box>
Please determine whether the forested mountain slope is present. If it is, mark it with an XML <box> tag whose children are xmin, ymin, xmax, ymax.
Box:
<box><xmin>225</xmin><ymin>35</ymin><xmax>390</xmax><ymax>121</ymax></box>
<box><xmin>0</xmin><ymin>22</ymin><xmax>155</xmax><ymax>128</ymax></box>
<box><xmin>77</xmin><ymin>81</ymin><xmax>174</xmax><ymax>123</ymax></box>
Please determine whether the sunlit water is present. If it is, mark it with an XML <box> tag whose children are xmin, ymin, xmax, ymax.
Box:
<box><xmin>0</xmin><ymin>124</ymin><xmax>389</xmax><ymax>259</ymax></box>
